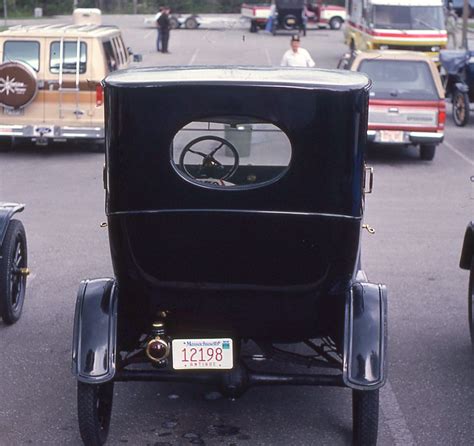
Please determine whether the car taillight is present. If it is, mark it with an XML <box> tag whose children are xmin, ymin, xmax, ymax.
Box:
<box><xmin>96</xmin><ymin>84</ymin><xmax>103</xmax><ymax>107</ymax></box>
<box><xmin>437</xmin><ymin>100</ymin><xmax>446</xmax><ymax>130</ymax></box>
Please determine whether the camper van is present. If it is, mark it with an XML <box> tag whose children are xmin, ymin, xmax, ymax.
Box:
<box><xmin>0</xmin><ymin>9</ymin><xmax>135</xmax><ymax>150</ymax></box>
<box><xmin>344</xmin><ymin>0</ymin><xmax>448</xmax><ymax>60</ymax></box>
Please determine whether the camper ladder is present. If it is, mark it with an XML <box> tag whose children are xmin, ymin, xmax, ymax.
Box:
<box><xmin>58</xmin><ymin>36</ymin><xmax>83</xmax><ymax>119</ymax></box>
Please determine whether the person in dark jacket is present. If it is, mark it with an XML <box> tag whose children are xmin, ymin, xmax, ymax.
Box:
<box><xmin>157</xmin><ymin>7</ymin><xmax>171</xmax><ymax>53</ymax></box>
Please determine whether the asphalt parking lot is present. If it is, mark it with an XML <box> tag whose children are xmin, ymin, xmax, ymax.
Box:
<box><xmin>0</xmin><ymin>14</ymin><xmax>473</xmax><ymax>446</ymax></box>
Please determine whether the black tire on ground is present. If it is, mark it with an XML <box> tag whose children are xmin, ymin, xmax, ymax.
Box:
<box><xmin>0</xmin><ymin>140</ymin><xmax>13</xmax><ymax>152</ymax></box>
<box><xmin>329</xmin><ymin>17</ymin><xmax>343</xmax><ymax>30</ymax></box>
<box><xmin>185</xmin><ymin>17</ymin><xmax>198</xmax><ymax>29</ymax></box>
<box><xmin>469</xmin><ymin>257</ymin><xmax>474</xmax><ymax>347</ymax></box>
<box><xmin>169</xmin><ymin>16</ymin><xmax>180</xmax><ymax>29</ymax></box>
<box><xmin>90</xmin><ymin>142</ymin><xmax>105</xmax><ymax>153</ymax></box>
<box><xmin>250</xmin><ymin>20</ymin><xmax>258</xmax><ymax>33</ymax></box>
<box><xmin>0</xmin><ymin>219</ymin><xmax>27</xmax><ymax>325</ymax></box>
<box><xmin>419</xmin><ymin>144</ymin><xmax>436</xmax><ymax>161</ymax></box>
<box><xmin>77</xmin><ymin>381</ymin><xmax>114</xmax><ymax>446</ymax></box>
<box><xmin>452</xmin><ymin>90</ymin><xmax>470</xmax><ymax>126</ymax></box>
<box><xmin>353</xmin><ymin>389</ymin><xmax>379</xmax><ymax>446</ymax></box>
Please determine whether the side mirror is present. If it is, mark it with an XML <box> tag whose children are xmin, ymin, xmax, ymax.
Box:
<box><xmin>133</xmin><ymin>54</ymin><xmax>143</xmax><ymax>63</ymax></box>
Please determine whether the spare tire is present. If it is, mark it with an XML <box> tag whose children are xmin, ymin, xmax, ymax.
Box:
<box><xmin>0</xmin><ymin>61</ymin><xmax>38</xmax><ymax>109</ymax></box>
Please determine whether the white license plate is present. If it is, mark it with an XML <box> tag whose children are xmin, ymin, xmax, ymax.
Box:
<box><xmin>172</xmin><ymin>338</ymin><xmax>233</xmax><ymax>370</ymax></box>
<box><xmin>380</xmin><ymin>130</ymin><xmax>404</xmax><ymax>143</ymax></box>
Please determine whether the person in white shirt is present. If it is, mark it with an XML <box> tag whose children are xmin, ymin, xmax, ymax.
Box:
<box><xmin>280</xmin><ymin>34</ymin><xmax>315</xmax><ymax>68</ymax></box>
<box><xmin>154</xmin><ymin>6</ymin><xmax>164</xmax><ymax>52</ymax></box>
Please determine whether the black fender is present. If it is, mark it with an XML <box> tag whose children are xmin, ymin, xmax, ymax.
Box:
<box><xmin>71</xmin><ymin>278</ymin><xmax>118</xmax><ymax>383</ymax></box>
<box><xmin>343</xmin><ymin>281</ymin><xmax>387</xmax><ymax>390</ymax></box>
<box><xmin>0</xmin><ymin>203</ymin><xmax>25</xmax><ymax>246</ymax></box>
<box><xmin>460</xmin><ymin>222</ymin><xmax>474</xmax><ymax>270</ymax></box>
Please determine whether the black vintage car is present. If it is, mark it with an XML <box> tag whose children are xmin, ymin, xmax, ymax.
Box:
<box><xmin>460</xmin><ymin>221</ymin><xmax>474</xmax><ymax>345</ymax></box>
<box><xmin>440</xmin><ymin>47</ymin><xmax>474</xmax><ymax>126</ymax></box>
<box><xmin>72</xmin><ymin>66</ymin><xmax>387</xmax><ymax>445</ymax></box>
<box><xmin>0</xmin><ymin>203</ymin><xmax>28</xmax><ymax>324</ymax></box>
<box><xmin>271</xmin><ymin>0</ymin><xmax>307</xmax><ymax>35</ymax></box>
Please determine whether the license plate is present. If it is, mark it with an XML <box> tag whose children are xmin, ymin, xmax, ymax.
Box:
<box><xmin>380</xmin><ymin>130</ymin><xmax>404</xmax><ymax>143</ymax></box>
<box><xmin>172</xmin><ymin>338</ymin><xmax>233</xmax><ymax>370</ymax></box>
<box><xmin>287</xmin><ymin>19</ymin><xmax>296</xmax><ymax>25</ymax></box>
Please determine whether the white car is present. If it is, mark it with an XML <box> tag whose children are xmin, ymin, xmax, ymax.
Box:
<box><xmin>144</xmin><ymin>14</ymin><xmax>200</xmax><ymax>29</ymax></box>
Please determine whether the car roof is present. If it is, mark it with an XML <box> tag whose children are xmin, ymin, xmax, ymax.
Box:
<box><xmin>105</xmin><ymin>66</ymin><xmax>371</xmax><ymax>90</ymax></box>
<box><xmin>0</xmin><ymin>23</ymin><xmax>122</xmax><ymax>38</ymax></box>
<box><xmin>354</xmin><ymin>50</ymin><xmax>435</xmax><ymax>62</ymax></box>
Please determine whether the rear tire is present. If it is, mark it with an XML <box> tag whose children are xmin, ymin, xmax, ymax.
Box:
<box><xmin>0</xmin><ymin>219</ymin><xmax>27</xmax><ymax>325</ymax></box>
<box><xmin>353</xmin><ymin>389</ymin><xmax>379</xmax><ymax>446</ymax></box>
<box><xmin>77</xmin><ymin>381</ymin><xmax>114</xmax><ymax>446</ymax></box>
<box><xmin>169</xmin><ymin>16</ymin><xmax>179</xmax><ymax>30</ymax></box>
<box><xmin>469</xmin><ymin>257</ymin><xmax>474</xmax><ymax>347</ymax></box>
<box><xmin>452</xmin><ymin>90</ymin><xmax>470</xmax><ymax>126</ymax></box>
<box><xmin>330</xmin><ymin>17</ymin><xmax>343</xmax><ymax>30</ymax></box>
<box><xmin>185</xmin><ymin>17</ymin><xmax>198</xmax><ymax>29</ymax></box>
<box><xmin>420</xmin><ymin>144</ymin><xmax>436</xmax><ymax>161</ymax></box>
<box><xmin>250</xmin><ymin>20</ymin><xmax>258</xmax><ymax>33</ymax></box>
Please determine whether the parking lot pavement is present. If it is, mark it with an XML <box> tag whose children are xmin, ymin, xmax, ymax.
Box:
<box><xmin>0</xmin><ymin>15</ymin><xmax>473</xmax><ymax>446</ymax></box>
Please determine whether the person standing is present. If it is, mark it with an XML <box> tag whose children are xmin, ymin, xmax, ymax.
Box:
<box><xmin>280</xmin><ymin>35</ymin><xmax>315</xmax><ymax>67</ymax></box>
<box><xmin>158</xmin><ymin>6</ymin><xmax>171</xmax><ymax>54</ymax></box>
<box><xmin>155</xmin><ymin>6</ymin><xmax>164</xmax><ymax>52</ymax></box>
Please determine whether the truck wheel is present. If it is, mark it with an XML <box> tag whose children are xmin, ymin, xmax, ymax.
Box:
<box><xmin>0</xmin><ymin>220</ymin><xmax>27</xmax><ymax>325</ymax></box>
<box><xmin>420</xmin><ymin>144</ymin><xmax>436</xmax><ymax>161</ymax></box>
<box><xmin>329</xmin><ymin>17</ymin><xmax>343</xmax><ymax>30</ymax></box>
<box><xmin>353</xmin><ymin>389</ymin><xmax>379</xmax><ymax>446</ymax></box>
<box><xmin>452</xmin><ymin>90</ymin><xmax>470</xmax><ymax>126</ymax></box>
<box><xmin>250</xmin><ymin>20</ymin><xmax>258</xmax><ymax>33</ymax></box>
<box><xmin>78</xmin><ymin>381</ymin><xmax>114</xmax><ymax>446</ymax></box>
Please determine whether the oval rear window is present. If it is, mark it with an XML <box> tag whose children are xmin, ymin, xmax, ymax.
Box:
<box><xmin>171</xmin><ymin>117</ymin><xmax>292</xmax><ymax>189</ymax></box>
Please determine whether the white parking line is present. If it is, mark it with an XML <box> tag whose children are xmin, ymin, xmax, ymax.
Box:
<box><xmin>264</xmin><ymin>48</ymin><xmax>272</xmax><ymax>66</ymax></box>
<box><xmin>380</xmin><ymin>380</ymin><xmax>416</xmax><ymax>446</ymax></box>
<box><xmin>144</xmin><ymin>30</ymin><xmax>154</xmax><ymax>40</ymax></box>
<box><xmin>188</xmin><ymin>48</ymin><xmax>199</xmax><ymax>66</ymax></box>
<box><xmin>444</xmin><ymin>140</ymin><xmax>474</xmax><ymax>166</ymax></box>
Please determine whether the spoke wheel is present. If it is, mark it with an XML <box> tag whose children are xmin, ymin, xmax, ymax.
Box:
<box><xmin>469</xmin><ymin>257</ymin><xmax>474</xmax><ymax>347</ymax></box>
<box><xmin>0</xmin><ymin>219</ymin><xmax>27</xmax><ymax>325</ymax></box>
<box><xmin>452</xmin><ymin>90</ymin><xmax>470</xmax><ymax>127</ymax></box>
<box><xmin>353</xmin><ymin>389</ymin><xmax>379</xmax><ymax>446</ymax></box>
<box><xmin>77</xmin><ymin>381</ymin><xmax>114</xmax><ymax>446</ymax></box>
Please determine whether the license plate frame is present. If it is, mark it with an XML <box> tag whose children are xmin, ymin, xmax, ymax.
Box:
<box><xmin>380</xmin><ymin>130</ymin><xmax>404</xmax><ymax>143</ymax></box>
<box><xmin>172</xmin><ymin>338</ymin><xmax>233</xmax><ymax>370</ymax></box>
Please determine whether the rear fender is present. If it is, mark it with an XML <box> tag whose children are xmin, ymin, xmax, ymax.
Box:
<box><xmin>460</xmin><ymin>222</ymin><xmax>474</xmax><ymax>270</ymax></box>
<box><xmin>71</xmin><ymin>278</ymin><xmax>118</xmax><ymax>383</ymax></box>
<box><xmin>343</xmin><ymin>282</ymin><xmax>387</xmax><ymax>390</ymax></box>
<box><xmin>0</xmin><ymin>203</ymin><xmax>25</xmax><ymax>246</ymax></box>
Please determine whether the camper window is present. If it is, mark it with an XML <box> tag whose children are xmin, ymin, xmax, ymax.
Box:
<box><xmin>3</xmin><ymin>41</ymin><xmax>40</xmax><ymax>71</ymax></box>
<box><xmin>50</xmin><ymin>41</ymin><xmax>87</xmax><ymax>74</ymax></box>
<box><xmin>103</xmin><ymin>41</ymin><xmax>118</xmax><ymax>72</ymax></box>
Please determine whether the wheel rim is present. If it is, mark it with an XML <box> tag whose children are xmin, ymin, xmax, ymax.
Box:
<box><xmin>454</xmin><ymin>94</ymin><xmax>466</xmax><ymax>123</ymax></box>
<box><xmin>10</xmin><ymin>235</ymin><xmax>26</xmax><ymax>312</ymax></box>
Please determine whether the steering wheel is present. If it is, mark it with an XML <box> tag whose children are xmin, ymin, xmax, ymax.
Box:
<box><xmin>178</xmin><ymin>136</ymin><xmax>239</xmax><ymax>181</ymax></box>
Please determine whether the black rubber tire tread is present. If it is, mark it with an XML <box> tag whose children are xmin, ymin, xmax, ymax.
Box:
<box><xmin>420</xmin><ymin>144</ymin><xmax>436</xmax><ymax>161</ymax></box>
<box><xmin>77</xmin><ymin>381</ymin><xmax>114</xmax><ymax>446</ymax></box>
<box><xmin>0</xmin><ymin>219</ymin><xmax>27</xmax><ymax>324</ymax></box>
<box><xmin>352</xmin><ymin>389</ymin><xmax>379</xmax><ymax>446</ymax></box>
<box><xmin>452</xmin><ymin>90</ymin><xmax>470</xmax><ymax>127</ymax></box>
<box><xmin>469</xmin><ymin>257</ymin><xmax>474</xmax><ymax>347</ymax></box>
<box><xmin>330</xmin><ymin>17</ymin><xmax>343</xmax><ymax>30</ymax></box>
